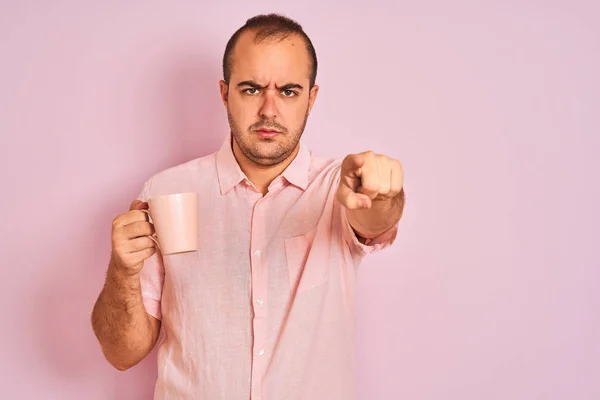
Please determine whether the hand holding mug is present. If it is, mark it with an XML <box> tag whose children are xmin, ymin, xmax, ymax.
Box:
<box><xmin>110</xmin><ymin>200</ymin><xmax>157</xmax><ymax>277</ymax></box>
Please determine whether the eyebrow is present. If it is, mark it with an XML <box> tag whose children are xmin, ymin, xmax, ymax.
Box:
<box><xmin>237</xmin><ymin>80</ymin><xmax>304</xmax><ymax>91</ymax></box>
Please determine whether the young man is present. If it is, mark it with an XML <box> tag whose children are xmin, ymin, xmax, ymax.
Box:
<box><xmin>92</xmin><ymin>13</ymin><xmax>405</xmax><ymax>400</ymax></box>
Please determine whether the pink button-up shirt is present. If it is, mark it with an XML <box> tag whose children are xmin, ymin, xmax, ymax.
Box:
<box><xmin>137</xmin><ymin>135</ymin><xmax>398</xmax><ymax>400</ymax></box>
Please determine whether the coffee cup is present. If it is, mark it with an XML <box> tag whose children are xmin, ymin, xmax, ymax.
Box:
<box><xmin>142</xmin><ymin>192</ymin><xmax>199</xmax><ymax>255</ymax></box>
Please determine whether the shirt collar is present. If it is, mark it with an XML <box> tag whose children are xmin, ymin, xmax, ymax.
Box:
<box><xmin>280</xmin><ymin>139</ymin><xmax>310</xmax><ymax>190</ymax></box>
<box><xmin>216</xmin><ymin>134</ymin><xmax>310</xmax><ymax>195</ymax></box>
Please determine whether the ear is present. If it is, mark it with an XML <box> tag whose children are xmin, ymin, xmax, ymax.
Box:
<box><xmin>219</xmin><ymin>80</ymin><xmax>229</xmax><ymax>106</ymax></box>
<box><xmin>307</xmin><ymin>84</ymin><xmax>319</xmax><ymax>114</ymax></box>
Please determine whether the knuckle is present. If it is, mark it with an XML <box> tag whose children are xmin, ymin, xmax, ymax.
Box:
<box><xmin>112</xmin><ymin>222</ymin><xmax>125</xmax><ymax>235</ymax></box>
<box><xmin>111</xmin><ymin>230</ymin><xmax>123</xmax><ymax>243</ymax></box>
<box><xmin>113</xmin><ymin>241</ymin><xmax>126</xmax><ymax>255</ymax></box>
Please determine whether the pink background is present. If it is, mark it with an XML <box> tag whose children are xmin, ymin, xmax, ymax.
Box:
<box><xmin>1</xmin><ymin>1</ymin><xmax>598</xmax><ymax>399</ymax></box>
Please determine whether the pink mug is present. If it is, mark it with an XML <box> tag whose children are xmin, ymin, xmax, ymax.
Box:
<box><xmin>142</xmin><ymin>192</ymin><xmax>199</xmax><ymax>255</ymax></box>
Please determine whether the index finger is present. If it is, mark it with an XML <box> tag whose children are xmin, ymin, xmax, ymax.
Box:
<box><xmin>114</xmin><ymin>209</ymin><xmax>151</xmax><ymax>228</ymax></box>
<box><xmin>341</xmin><ymin>154</ymin><xmax>365</xmax><ymax>178</ymax></box>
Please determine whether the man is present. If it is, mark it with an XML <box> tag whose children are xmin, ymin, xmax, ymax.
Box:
<box><xmin>92</xmin><ymin>13</ymin><xmax>405</xmax><ymax>400</ymax></box>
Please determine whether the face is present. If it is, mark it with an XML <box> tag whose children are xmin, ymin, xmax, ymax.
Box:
<box><xmin>220</xmin><ymin>30</ymin><xmax>319</xmax><ymax>167</ymax></box>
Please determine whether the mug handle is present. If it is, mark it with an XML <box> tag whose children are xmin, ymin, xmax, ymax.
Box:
<box><xmin>141</xmin><ymin>209</ymin><xmax>161</xmax><ymax>251</ymax></box>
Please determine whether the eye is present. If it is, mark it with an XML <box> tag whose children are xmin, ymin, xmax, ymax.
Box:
<box><xmin>282</xmin><ymin>90</ymin><xmax>297</xmax><ymax>98</ymax></box>
<box><xmin>244</xmin><ymin>88</ymin><xmax>260</xmax><ymax>95</ymax></box>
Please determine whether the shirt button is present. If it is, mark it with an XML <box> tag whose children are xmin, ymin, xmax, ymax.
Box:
<box><xmin>258</xmin><ymin>349</ymin><xmax>265</xmax><ymax>356</ymax></box>
<box><xmin>256</xmin><ymin>298</ymin><xmax>263</xmax><ymax>306</ymax></box>
<box><xmin>254</xmin><ymin>250</ymin><xmax>261</xmax><ymax>257</ymax></box>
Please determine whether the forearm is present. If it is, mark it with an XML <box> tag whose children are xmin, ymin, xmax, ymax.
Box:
<box><xmin>347</xmin><ymin>188</ymin><xmax>405</xmax><ymax>239</ymax></box>
<box><xmin>91</xmin><ymin>258</ymin><xmax>158</xmax><ymax>370</ymax></box>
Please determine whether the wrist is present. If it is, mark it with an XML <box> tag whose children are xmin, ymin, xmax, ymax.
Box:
<box><xmin>108</xmin><ymin>257</ymin><xmax>141</xmax><ymax>285</ymax></box>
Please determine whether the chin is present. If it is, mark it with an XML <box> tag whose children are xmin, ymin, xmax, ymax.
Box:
<box><xmin>250</xmin><ymin>147</ymin><xmax>291</xmax><ymax>166</ymax></box>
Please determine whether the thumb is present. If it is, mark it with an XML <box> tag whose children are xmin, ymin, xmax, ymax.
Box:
<box><xmin>129</xmin><ymin>200</ymin><xmax>148</xmax><ymax>211</ymax></box>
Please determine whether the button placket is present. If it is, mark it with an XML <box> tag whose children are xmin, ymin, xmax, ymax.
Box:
<box><xmin>249</xmin><ymin>196</ymin><xmax>269</xmax><ymax>400</ymax></box>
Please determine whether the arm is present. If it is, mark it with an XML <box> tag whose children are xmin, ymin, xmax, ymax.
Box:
<box><xmin>91</xmin><ymin>200</ymin><xmax>161</xmax><ymax>371</ymax></box>
<box><xmin>92</xmin><ymin>258</ymin><xmax>161</xmax><ymax>371</ymax></box>
<box><xmin>336</xmin><ymin>151</ymin><xmax>405</xmax><ymax>240</ymax></box>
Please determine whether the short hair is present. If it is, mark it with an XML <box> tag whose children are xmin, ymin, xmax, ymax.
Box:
<box><xmin>222</xmin><ymin>13</ymin><xmax>318</xmax><ymax>88</ymax></box>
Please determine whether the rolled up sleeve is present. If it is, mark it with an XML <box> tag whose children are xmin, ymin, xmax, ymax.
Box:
<box><xmin>137</xmin><ymin>179</ymin><xmax>165</xmax><ymax>320</ymax></box>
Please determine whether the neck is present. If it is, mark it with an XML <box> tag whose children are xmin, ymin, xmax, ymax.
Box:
<box><xmin>232</xmin><ymin>139</ymin><xmax>299</xmax><ymax>195</ymax></box>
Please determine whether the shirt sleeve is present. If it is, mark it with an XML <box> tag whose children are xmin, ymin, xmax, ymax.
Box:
<box><xmin>340</xmin><ymin>205</ymin><xmax>399</xmax><ymax>257</ymax></box>
<box><xmin>137</xmin><ymin>179</ymin><xmax>165</xmax><ymax>320</ymax></box>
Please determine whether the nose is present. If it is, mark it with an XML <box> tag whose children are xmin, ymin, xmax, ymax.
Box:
<box><xmin>258</xmin><ymin>90</ymin><xmax>278</xmax><ymax>120</ymax></box>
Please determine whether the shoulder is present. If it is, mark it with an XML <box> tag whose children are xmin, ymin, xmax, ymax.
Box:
<box><xmin>151</xmin><ymin>153</ymin><xmax>215</xmax><ymax>181</ymax></box>
<box><xmin>307</xmin><ymin>151</ymin><xmax>344</xmax><ymax>189</ymax></box>
<box><xmin>140</xmin><ymin>153</ymin><xmax>218</xmax><ymax>199</ymax></box>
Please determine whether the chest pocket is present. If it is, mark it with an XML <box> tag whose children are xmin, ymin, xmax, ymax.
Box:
<box><xmin>285</xmin><ymin>227</ymin><xmax>330</xmax><ymax>293</ymax></box>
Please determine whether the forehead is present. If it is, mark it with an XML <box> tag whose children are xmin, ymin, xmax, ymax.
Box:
<box><xmin>230</xmin><ymin>30</ymin><xmax>311</xmax><ymax>85</ymax></box>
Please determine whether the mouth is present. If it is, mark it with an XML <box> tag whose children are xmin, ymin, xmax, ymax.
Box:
<box><xmin>255</xmin><ymin>128</ymin><xmax>281</xmax><ymax>138</ymax></box>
